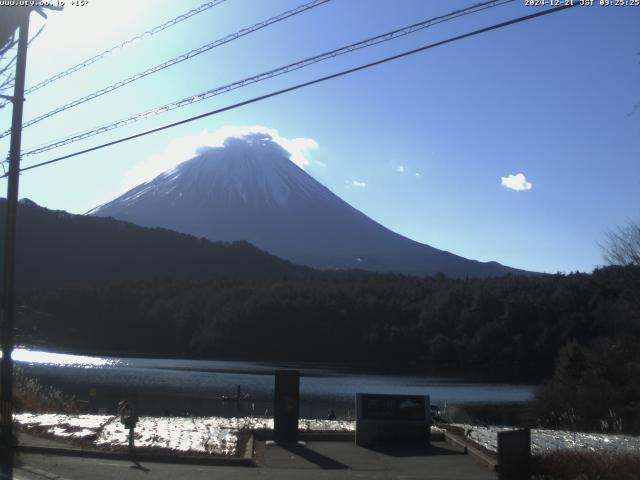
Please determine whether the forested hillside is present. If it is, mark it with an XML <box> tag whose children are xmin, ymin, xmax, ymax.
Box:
<box><xmin>0</xmin><ymin>199</ymin><xmax>313</xmax><ymax>287</ymax></box>
<box><xmin>17</xmin><ymin>266</ymin><xmax>640</xmax><ymax>380</ymax></box>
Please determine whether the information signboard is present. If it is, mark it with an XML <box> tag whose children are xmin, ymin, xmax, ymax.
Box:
<box><xmin>362</xmin><ymin>395</ymin><xmax>426</xmax><ymax>421</ymax></box>
<box><xmin>356</xmin><ymin>393</ymin><xmax>430</xmax><ymax>446</ymax></box>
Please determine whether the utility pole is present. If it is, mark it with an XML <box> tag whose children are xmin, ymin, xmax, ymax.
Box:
<box><xmin>1</xmin><ymin>8</ymin><xmax>30</xmax><ymax>479</ymax></box>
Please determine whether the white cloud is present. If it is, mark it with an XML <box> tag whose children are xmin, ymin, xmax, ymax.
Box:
<box><xmin>415</xmin><ymin>172</ymin><xmax>421</xmax><ymax>178</ymax></box>
<box><xmin>351</xmin><ymin>180</ymin><xmax>366</xmax><ymax>188</ymax></box>
<box><xmin>315</xmin><ymin>160</ymin><xmax>327</xmax><ymax>168</ymax></box>
<box><xmin>501</xmin><ymin>173</ymin><xmax>532</xmax><ymax>191</ymax></box>
<box><xmin>122</xmin><ymin>125</ymin><xmax>318</xmax><ymax>191</ymax></box>
<box><xmin>396</xmin><ymin>165</ymin><xmax>405</xmax><ymax>174</ymax></box>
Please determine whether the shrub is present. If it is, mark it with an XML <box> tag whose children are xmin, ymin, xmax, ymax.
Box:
<box><xmin>532</xmin><ymin>338</ymin><xmax>640</xmax><ymax>434</ymax></box>
<box><xmin>532</xmin><ymin>450</ymin><xmax>640</xmax><ymax>480</ymax></box>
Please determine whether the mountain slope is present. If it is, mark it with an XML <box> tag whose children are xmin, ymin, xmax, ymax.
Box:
<box><xmin>0</xmin><ymin>198</ymin><xmax>312</xmax><ymax>288</ymax></box>
<box><xmin>90</xmin><ymin>133</ymin><xmax>531</xmax><ymax>277</ymax></box>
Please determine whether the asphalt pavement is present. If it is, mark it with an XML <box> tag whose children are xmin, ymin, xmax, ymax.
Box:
<box><xmin>12</xmin><ymin>439</ymin><xmax>496</xmax><ymax>480</ymax></box>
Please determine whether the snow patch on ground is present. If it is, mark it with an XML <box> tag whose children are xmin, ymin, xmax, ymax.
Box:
<box><xmin>16</xmin><ymin>414</ymin><xmax>356</xmax><ymax>456</ymax></box>
<box><xmin>15</xmin><ymin>413</ymin><xmax>112</xmax><ymax>439</ymax></box>
<box><xmin>95</xmin><ymin>417</ymin><xmax>238</xmax><ymax>455</ymax></box>
<box><xmin>20</xmin><ymin>414</ymin><xmax>635</xmax><ymax>458</ymax></box>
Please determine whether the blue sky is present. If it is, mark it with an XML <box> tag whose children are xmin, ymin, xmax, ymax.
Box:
<box><xmin>0</xmin><ymin>0</ymin><xmax>638</xmax><ymax>274</ymax></box>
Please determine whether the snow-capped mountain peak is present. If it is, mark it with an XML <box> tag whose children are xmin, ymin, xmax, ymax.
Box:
<box><xmin>90</xmin><ymin>131</ymin><xmax>527</xmax><ymax>277</ymax></box>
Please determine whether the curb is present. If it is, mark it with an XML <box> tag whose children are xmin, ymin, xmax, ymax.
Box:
<box><xmin>253</xmin><ymin>430</ymin><xmax>444</xmax><ymax>442</ymax></box>
<box><xmin>251</xmin><ymin>430</ymin><xmax>356</xmax><ymax>442</ymax></box>
<box><xmin>444</xmin><ymin>431</ymin><xmax>498</xmax><ymax>471</ymax></box>
<box><xmin>300</xmin><ymin>431</ymin><xmax>354</xmax><ymax>441</ymax></box>
<box><xmin>18</xmin><ymin>465</ymin><xmax>74</xmax><ymax>480</ymax></box>
<box><xmin>16</xmin><ymin>436</ymin><xmax>256</xmax><ymax>467</ymax></box>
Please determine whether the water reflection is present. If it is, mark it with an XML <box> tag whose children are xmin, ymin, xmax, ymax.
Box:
<box><xmin>10</xmin><ymin>348</ymin><xmax>537</xmax><ymax>418</ymax></box>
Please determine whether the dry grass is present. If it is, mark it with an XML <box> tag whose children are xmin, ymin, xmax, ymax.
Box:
<box><xmin>532</xmin><ymin>450</ymin><xmax>640</xmax><ymax>480</ymax></box>
<box><xmin>13</xmin><ymin>367</ymin><xmax>78</xmax><ymax>414</ymax></box>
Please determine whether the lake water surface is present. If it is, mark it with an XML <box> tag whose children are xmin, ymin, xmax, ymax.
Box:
<box><xmin>12</xmin><ymin>348</ymin><xmax>536</xmax><ymax>418</ymax></box>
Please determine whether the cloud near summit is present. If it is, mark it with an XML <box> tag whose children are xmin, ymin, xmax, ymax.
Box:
<box><xmin>122</xmin><ymin>125</ymin><xmax>318</xmax><ymax>191</ymax></box>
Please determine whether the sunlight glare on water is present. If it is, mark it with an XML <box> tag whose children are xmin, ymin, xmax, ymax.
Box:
<box><xmin>1</xmin><ymin>348</ymin><xmax>119</xmax><ymax>368</ymax></box>
<box><xmin>10</xmin><ymin>347</ymin><xmax>536</xmax><ymax>417</ymax></box>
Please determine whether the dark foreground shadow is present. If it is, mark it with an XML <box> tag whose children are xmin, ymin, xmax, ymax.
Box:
<box><xmin>280</xmin><ymin>443</ymin><xmax>349</xmax><ymax>470</ymax></box>
<box><xmin>364</xmin><ymin>442</ymin><xmax>462</xmax><ymax>458</ymax></box>
<box><xmin>130</xmin><ymin>458</ymin><xmax>150</xmax><ymax>472</ymax></box>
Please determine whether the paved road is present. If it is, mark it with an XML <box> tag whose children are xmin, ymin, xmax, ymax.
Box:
<box><xmin>13</xmin><ymin>440</ymin><xmax>496</xmax><ymax>480</ymax></box>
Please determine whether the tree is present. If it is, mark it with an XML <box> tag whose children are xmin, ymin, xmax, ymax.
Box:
<box><xmin>0</xmin><ymin>6</ymin><xmax>56</xmax><ymax>97</ymax></box>
<box><xmin>0</xmin><ymin>6</ymin><xmax>23</xmax><ymax>94</ymax></box>
<box><xmin>602</xmin><ymin>221</ymin><xmax>640</xmax><ymax>266</ymax></box>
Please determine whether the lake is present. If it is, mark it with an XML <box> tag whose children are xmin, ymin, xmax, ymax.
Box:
<box><xmin>12</xmin><ymin>348</ymin><xmax>536</xmax><ymax>418</ymax></box>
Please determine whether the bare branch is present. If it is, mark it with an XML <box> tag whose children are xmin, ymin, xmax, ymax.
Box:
<box><xmin>0</xmin><ymin>54</ymin><xmax>17</xmax><ymax>77</ymax></box>
<box><xmin>0</xmin><ymin>22</ymin><xmax>46</xmax><ymax>104</ymax></box>
<box><xmin>0</xmin><ymin>74</ymin><xmax>14</xmax><ymax>93</ymax></box>
<box><xmin>602</xmin><ymin>221</ymin><xmax>640</xmax><ymax>266</ymax></box>
<box><xmin>0</xmin><ymin>35</ymin><xmax>16</xmax><ymax>58</ymax></box>
<box><xmin>28</xmin><ymin>25</ymin><xmax>46</xmax><ymax>46</ymax></box>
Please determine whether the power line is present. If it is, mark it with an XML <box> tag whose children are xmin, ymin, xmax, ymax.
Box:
<box><xmin>0</xmin><ymin>0</ymin><xmax>228</xmax><ymax>109</ymax></box>
<box><xmin>0</xmin><ymin>0</ymin><xmax>330</xmax><ymax>139</ymax></box>
<box><xmin>19</xmin><ymin>0</ymin><xmax>514</xmax><ymax>157</ymax></box>
<box><xmin>3</xmin><ymin>3</ymin><xmax>578</xmax><ymax>180</ymax></box>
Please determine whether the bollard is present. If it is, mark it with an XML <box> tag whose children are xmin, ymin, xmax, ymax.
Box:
<box><xmin>128</xmin><ymin>426</ymin><xmax>135</xmax><ymax>454</ymax></box>
<box><xmin>89</xmin><ymin>387</ymin><xmax>97</xmax><ymax>413</ymax></box>
<box><xmin>498</xmin><ymin>428</ymin><xmax>531</xmax><ymax>480</ymax></box>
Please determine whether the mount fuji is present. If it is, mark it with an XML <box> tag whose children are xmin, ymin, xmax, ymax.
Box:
<box><xmin>89</xmin><ymin>132</ymin><xmax>528</xmax><ymax>277</ymax></box>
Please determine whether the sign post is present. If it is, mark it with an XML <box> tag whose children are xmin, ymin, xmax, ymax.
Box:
<box><xmin>118</xmin><ymin>400</ymin><xmax>139</xmax><ymax>455</ymax></box>
<box><xmin>274</xmin><ymin>370</ymin><xmax>299</xmax><ymax>444</ymax></box>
